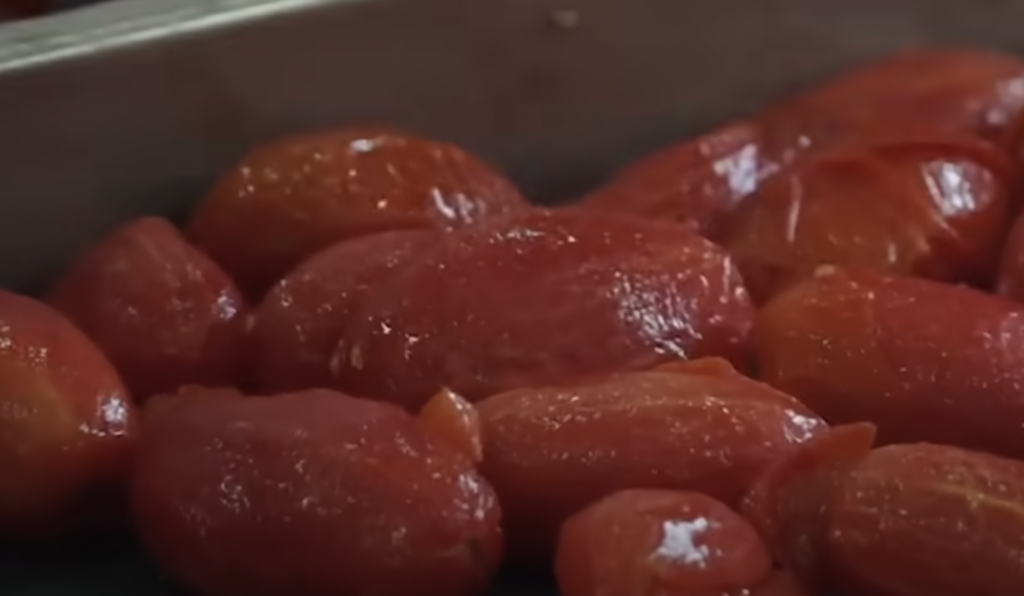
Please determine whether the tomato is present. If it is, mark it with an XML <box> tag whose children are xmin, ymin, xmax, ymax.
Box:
<box><xmin>723</xmin><ymin>136</ymin><xmax>1013</xmax><ymax>301</ymax></box>
<box><xmin>755</xmin><ymin>268</ymin><xmax>1024</xmax><ymax>458</ymax></box>
<box><xmin>419</xmin><ymin>388</ymin><xmax>483</xmax><ymax>464</ymax></box>
<box><xmin>0</xmin><ymin>290</ymin><xmax>137</xmax><ymax>541</ymax></box>
<box><xmin>573</xmin><ymin>119</ymin><xmax>774</xmax><ymax>240</ymax></box>
<box><xmin>46</xmin><ymin>217</ymin><xmax>249</xmax><ymax>402</ymax></box>
<box><xmin>186</xmin><ymin>127</ymin><xmax>528</xmax><ymax>297</ymax></box>
<box><xmin>762</xmin><ymin>49</ymin><xmax>1024</xmax><ymax>151</ymax></box>
<box><xmin>475</xmin><ymin>361</ymin><xmax>826</xmax><ymax>563</ymax></box>
<box><xmin>746</xmin><ymin>572</ymin><xmax>810</xmax><ymax>596</ymax></box>
<box><xmin>331</xmin><ymin>210</ymin><xmax>755</xmax><ymax>409</ymax></box>
<box><xmin>133</xmin><ymin>388</ymin><xmax>502</xmax><ymax>596</ymax></box>
<box><xmin>996</xmin><ymin>210</ymin><xmax>1024</xmax><ymax>302</ymax></box>
<box><xmin>555</xmin><ymin>489</ymin><xmax>772</xmax><ymax>596</ymax></box>
<box><xmin>742</xmin><ymin>423</ymin><xmax>876</xmax><ymax>594</ymax></box>
<box><xmin>829</xmin><ymin>443</ymin><xmax>1024</xmax><ymax>596</ymax></box>
<box><xmin>252</xmin><ymin>229</ymin><xmax>436</xmax><ymax>393</ymax></box>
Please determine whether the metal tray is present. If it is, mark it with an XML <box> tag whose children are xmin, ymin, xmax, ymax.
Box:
<box><xmin>2</xmin><ymin>0</ymin><xmax>1024</xmax><ymax>593</ymax></box>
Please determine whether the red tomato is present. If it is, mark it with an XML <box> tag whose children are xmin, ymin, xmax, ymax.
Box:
<box><xmin>555</xmin><ymin>489</ymin><xmax>773</xmax><ymax>596</ymax></box>
<box><xmin>746</xmin><ymin>572</ymin><xmax>810</xmax><ymax>596</ymax></box>
<box><xmin>742</xmin><ymin>423</ymin><xmax>877</xmax><ymax>594</ymax></box>
<box><xmin>476</xmin><ymin>360</ymin><xmax>826</xmax><ymax>563</ymax></box>
<box><xmin>331</xmin><ymin>210</ymin><xmax>755</xmax><ymax>409</ymax></box>
<box><xmin>755</xmin><ymin>268</ymin><xmax>1024</xmax><ymax>459</ymax></box>
<box><xmin>762</xmin><ymin>49</ymin><xmax>1024</xmax><ymax>151</ymax></box>
<box><xmin>46</xmin><ymin>217</ymin><xmax>249</xmax><ymax>402</ymax></box>
<box><xmin>723</xmin><ymin>136</ymin><xmax>1013</xmax><ymax>301</ymax></box>
<box><xmin>419</xmin><ymin>388</ymin><xmax>483</xmax><ymax>464</ymax></box>
<box><xmin>996</xmin><ymin>210</ymin><xmax>1024</xmax><ymax>302</ymax></box>
<box><xmin>186</xmin><ymin>127</ymin><xmax>528</xmax><ymax>297</ymax></box>
<box><xmin>574</xmin><ymin>119</ymin><xmax>774</xmax><ymax>240</ymax></box>
<box><xmin>252</xmin><ymin>229</ymin><xmax>436</xmax><ymax>393</ymax></box>
<box><xmin>0</xmin><ymin>289</ymin><xmax>137</xmax><ymax>541</ymax></box>
<box><xmin>133</xmin><ymin>388</ymin><xmax>502</xmax><ymax>596</ymax></box>
<box><xmin>830</xmin><ymin>443</ymin><xmax>1024</xmax><ymax>596</ymax></box>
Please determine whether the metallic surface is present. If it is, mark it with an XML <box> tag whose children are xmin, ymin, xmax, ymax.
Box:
<box><xmin>3</xmin><ymin>0</ymin><xmax>1024</xmax><ymax>292</ymax></box>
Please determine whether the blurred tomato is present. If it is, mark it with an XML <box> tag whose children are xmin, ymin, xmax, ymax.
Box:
<box><xmin>331</xmin><ymin>210</ymin><xmax>755</xmax><ymax>408</ymax></box>
<box><xmin>724</xmin><ymin>136</ymin><xmax>1013</xmax><ymax>301</ymax></box>
<box><xmin>134</xmin><ymin>388</ymin><xmax>502</xmax><ymax>596</ymax></box>
<box><xmin>742</xmin><ymin>423</ymin><xmax>877</xmax><ymax>594</ymax></box>
<box><xmin>755</xmin><ymin>268</ymin><xmax>1024</xmax><ymax>458</ymax></box>
<box><xmin>47</xmin><ymin>217</ymin><xmax>248</xmax><ymax>402</ymax></box>
<box><xmin>830</xmin><ymin>443</ymin><xmax>1024</xmax><ymax>596</ymax></box>
<box><xmin>0</xmin><ymin>290</ymin><xmax>137</xmax><ymax>541</ymax></box>
<box><xmin>996</xmin><ymin>209</ymin><xmax>1024</xmax><ymax>302</ymax></box>
<box><xmin>187</xmin><ymin>127</ymin><xmax>528</xmax><ymax>298</ymax></box>
<box><xmin>555</xmin><ymin>489</ymin><xmax>773</xmax><ymax>596</ymax></box>
<box><xmin>574</xmin><ymin>119</ymin><xmax>774</xmax><ymax>240</ymax></box>
<box><xmin>763</xmin><ymin>48</ymin><xmax>1024</xmax><ymax>151</ymax></box>
<box><xmin>476</xmin><ymin>360</ymin><xmax>825</xmax><ymax>563</ymax></box>
<box><xmin>251</xmin><ymin>229</ymin><xmax>435</xmax><ymax>393</ymax></box>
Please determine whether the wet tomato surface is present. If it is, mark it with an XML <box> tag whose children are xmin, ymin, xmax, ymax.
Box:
<box><xmin>186</xmin><ymin>127</ymin><xmax>527</xmax><ymax>297</ymax></box>
<box><xmin>555</xmin><ymin>489</ymin><xmax>772</xmax><ymax>596</ymax></box>
<box><xmin>331</xmin><ymin>210</ymin><xmax>755</xmax><ymax>409</ymax></box>
<box><xmin>46</xmin><ymin>217</ymin><xmax>248</xmax><ymax>401</ymax></box>
<box><xmin>475</xmin><ymin>359</ymin><xmax>825</xmax><ymax>562</ymax></box>
<box><xmin>133</xmin><ymin>388</ymin><xmax>502</xmax><ymax>596</ymax></box>
<box><xmin>0</xmin><ymin>290</ymin><xmax>137</xmax><ymax>541</ymax></box>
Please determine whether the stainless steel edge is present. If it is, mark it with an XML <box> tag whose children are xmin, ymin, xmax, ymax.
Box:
<box><xmin>3</xmin><ymin>0</ymin><xmax>1024</xmax><ymax>292</ymax></box>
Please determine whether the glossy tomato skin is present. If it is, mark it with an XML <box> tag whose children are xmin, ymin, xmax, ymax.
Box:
<box><xmin>829</xmin><ymin>443</ymin><xmax>1024</xmax><ymax>596</ymax></box>
<box><xmin>755</xmin><ymin>268</ymin><xmax>1024</xmax><ymax>458</ymax></box>
<box><xmin>742</xmin><ymin>423</ymin><xmax>877</xmax><ymax>594</ymax></box>
<box><xmin>476</xmin><ymin>361</ymin><xmax>826</xmax><ymax>563</ymax></box>
<box><xmin>763</xmin><ymin>49</ymin><xmax>1024</xmax><ymax>151</ymax></box>
<box><xmin>723</xmin><ymin>136</ymin><xmax>1013</xmax><ymax>301</ymax></box>
<box><xmin>996</xmin><ymin>210</ymin><xmax>1024</xmax><ymax>301</ymax></box>
<box><xmin>252</xmin><ymin>229</ymin><xmax>436</xmax><ymax>393</ymax></box>
<box><xmin>133</xmin><ymin>388</ymin><xmax>502</xmax><ymax>596</ymax></box>
<box><xmin>46</xmin><ymin>217</ymin><xmax>248</xmax><ymax>402</ymax></box>
<box><xmin>0</xmin><ymin>290</ymin><xmax>137</xmax><ymax>541</ymax></box>
<box><xmin>331</xmin><ymin>210</ymin><xmax>755</xmax><ymax>409</ymax></box>
<box><xmin>555</xmin><ymin>489</ymin><xmax>772</xmax><ymax>596</ymax></box>
<box><xmin>574</xmin><ymin>119</ymin><xmax>776</xmax><ymax>240</ymax></box>
<box><xmin>187</xmin><ymin>127</ymin><xmax>528</xmax><ymax>297</ymax></box>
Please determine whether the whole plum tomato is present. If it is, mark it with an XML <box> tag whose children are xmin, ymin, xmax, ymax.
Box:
<box><xmin>761</xmin><ymin>49</ymin><xmax>1024</xmax><ymax>151</ymax></box>
<box><xmin>46</xmin><ymin>217</ymin><xmax>249</xmax><ymax>402</ymax></box>
<box><xmin>829</xmin><ymin>443</ymin><xmax>1024</xmax><ymax>596</ymax></box>
<box><xmin>555</xmin><ymin>489</ymin><xmax>772</xmax><ymax>596</ymax></box>
<box><xmin>475</xmin><ymin>358</ymin><xmax>826</xmax><ymax>563</ymax></box>
<box><xmin>133</xmin><ymin>388</ymin><xmax>502</xmax><ymax>596</ymax></box>
<box><xmin>573</xmin><ymin>119</ymin><xmax>776</xmax><ymax>240</ymax></box>
<box><xmin>0</xmin><ymin>289</ymin><xmax>137</xmax><ymax>541</ymax></box>
<box><xmin>742</xmin><ymin>423</ymin><xmax>877</xmax><ymax>594</ymax></box>
<box><xmin>331</xmin><ymin>210</ymin><xmax>755</xmax><ymax>409</ymax></box>
<box><xmin>252</xmin><ymin>229</ymin><xmax>436</xmax><ymax>393</ymax></box>
<box><xmin>995</xmin><ymin>210</ymin><xmax>1024</xmax><ymax>302</ymax></box>
<box><xmin>186</xmin><ymin>127</ymin><xmax>528</xmax><ymax>297</ymax></box>
<box><xmin>723</xmin><ymin>136</ymin><xmax>1014</xmax><ymax>302</ymax></box>
<box><xmin>755</xmin><ymin>267</ymin><xmax>1024</xmax><ymax>459</ymax></box>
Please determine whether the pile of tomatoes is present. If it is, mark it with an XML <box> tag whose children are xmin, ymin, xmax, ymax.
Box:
<box><xmin>7</xmin><ymin>47</ymin><xmax>1024</xmax><ymax>596</ymax></box>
